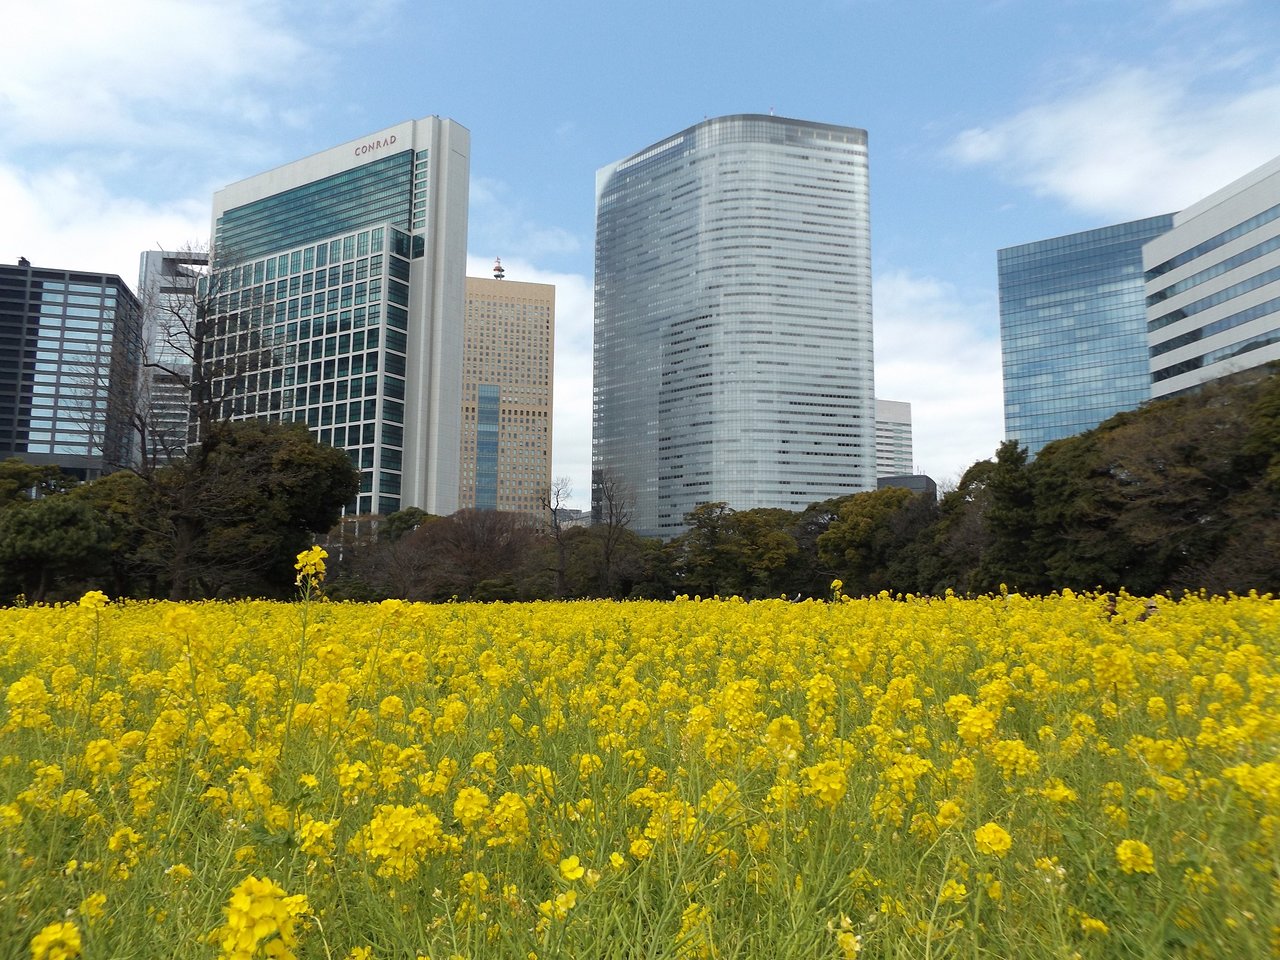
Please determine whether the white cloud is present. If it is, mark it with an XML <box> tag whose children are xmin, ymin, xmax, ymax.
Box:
<box><xmin>0</xmin><ymin>161</ymin><xmax>209</xmax><ymax>286</ymax></box>
<box><xmin>873</xmin><ymin>270</ymin><xmax>1005</xmax><ymax>485</ymax></box>
<box><xmin>0</xmin><ymin>0</ymin><xmax>338</xmax><ymax>286</ymax></box>
<box><xmin>469</xmin><ymin>178</ymin><xmax>582</xmax><ymax>261</ymax></box>
<box><xmin>0</xmin><ymin>0</ymin><xmax>312</xmax><ymax>151</ymax></box>
<box><xmin>465</xmin><ymin>255</ymin><xmax>594</xmax><ymax>511</ymax></box>
<box><xmin>951</xmin><ymin>67</ymin><xmax>1280</xmax><ymax>219</ymax></box>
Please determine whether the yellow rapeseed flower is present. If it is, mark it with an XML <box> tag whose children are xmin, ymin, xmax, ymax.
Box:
<box><xmin>974</xmin><ymin>822</ymin><xmax>1012</xmax><ymax>857</ymax></box>
<box><xmin>78</xmin><ymin>891</ymin><xmax>107</xmax><ymax>923</ymax></box>
<box><xmin>800</xmin><ymin>760</ymin><xmax>848</xmax><ymax>808</ymax></box>
<box><xmin>29</xmin><ymin>920</ymin><xmax>82</xmax><ymax>960</ymax></box>
<box><xmin>453</xmin><ymin>786</ymin><xmax>490</xmax><ymax>833</ymax></box>
<box><xmin>559</xmin><ymin>855</ymin><xmax>586</xmax><ymax>881</ymax></box>
<box><xmin>1116</xmin><ymin>839</ymin><xmax>1156</xmax><ymax>875</ymax></box>
<box><xmin>215</xmin><ymin>875</ymin><xmax>310</xmax><ymax>960</ymax></box>
<box><xmin>294</xmin><ymin>545</ymin><xmax>328</xmax><ymax>585</ymax></box>
<box><xmin>78</xmin><ymin>590</ymin><xmax>110</xmax><ymax>609</ymax></box>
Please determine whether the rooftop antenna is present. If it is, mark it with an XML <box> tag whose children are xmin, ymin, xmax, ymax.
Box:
<box><xmin>493</xmin><ymin>257</ymin><xmax>505</xmax><ymax>280</ymax></box>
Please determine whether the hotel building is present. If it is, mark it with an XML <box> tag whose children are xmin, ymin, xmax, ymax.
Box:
<box><xmin>593</xmin><ymin>114</ymin><xmax>875</xmax><ymax>536</ymax></box>
<box><xmin>208</xmin><ymin>116</ymin><xmax>470</xmax><ymax>516</ymax></box>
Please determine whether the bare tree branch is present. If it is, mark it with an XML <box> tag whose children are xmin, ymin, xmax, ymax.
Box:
<box><xmin>592</xmin><ymin>466</ymin><xmax>634</xmax><ymax>597</ymax></box>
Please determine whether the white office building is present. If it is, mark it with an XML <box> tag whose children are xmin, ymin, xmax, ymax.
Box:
<box><xmin>593</xmin><ymin>115</ymin><xmax>875</xmax><ymax>536</ymax></box>
<box><xmin>208</xmin><ymin>117</ymin><xmax>470</xmax><ymax>515</ymax></box>
<box><xmin>875</xmin><ymin>399</ymin><xmax>913</xmax><ymax>478</ymax></box>
<box><xmin>136</xmin><ymin>249</ymin><xmax>208</xmax><ymax>465</ymax></box>
<box><xmin>1145</xmin><ymin>155</ymin><xmax>1280</xmax><ymax>399</ymax></box>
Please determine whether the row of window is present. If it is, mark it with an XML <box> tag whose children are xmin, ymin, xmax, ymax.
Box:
<box><xmin>1147</xmin><ymin>203</ymin><xmax>1280</xmax><ymax>279</ymax></box>
<box><xmin>1149</xmin><ymin>263</ymin><xmax>1280</xmax><ymax>332</ymax></box>
<box><xmin>1151</xmin><ymin>295</ymin><xmax>1280</xmax><ymax>358</ymax></box>
<box><xmin>1147</xmin><ymin>231</ymin><xmax>1280</xmax><ymax>305</ymax></box>
<box><xmin>1152</xmin><ymin>328</ymin><xmax>1280</xmax><ymax>383</ymax></box>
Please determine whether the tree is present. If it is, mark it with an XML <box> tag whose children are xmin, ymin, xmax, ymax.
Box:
<box><xmin>722</xmin><ymin>507</ymin><xmax>799</xmax><ymax>598</ymax></box>
<box><xmin>916</xmin><ymin>462</ymin><xmax>996</xmax><ymax>595</ymax></box>
<box><xmin>144</xmin><ymin>419</ymin><xmax>359</xmax><ymax>599</ymax></box>
<box><xmin>976</xmin><ymin>440</ymin><xmax>1042</xmax><ymax>593</ymax></box>
<box><xmin>403</xmin><ymin>509</ymin><xmax>538</xmax><ymax>601</ymax></box>
<box><xmin>130</xmin><ymin>247</ymin><xmax>210</xmax><ymax>472</ymax></box>
<box><xmin>672</xmin><ymin>502</ymin><xmax>734</xmax><ymax>597</ymax></box>
<box><xmin>540</xmin><ymin>476</ymin><xmax>575</xmax><ymax>598</ymax></box>
<box><xmin>0</xmin><ymin>458</ymin><xmax>72</xmax><ymax>505</ymax></box>
<box><xmin>68</xmin><ymin>470</ymin><xmax>152</xmax><ymax>598</ymax></box>
<box><xmin>592</xmin><ymin>467</ymin><xmax>635</xmax><ymax>597</ymax></box>
<box><xmin>0</xmin><ymin>495</ymin><xmax>111</xmax><ymax>602</ymax></box>
<box><xmin>325</xmin><ymin>508</ymin><xmax>442</xmax><ymax>600</ymax></box>
<box><xmin>118</xmin><ymin>244</ymin><xmax>279</xmax><ymax>476</ymax></box>
<box><xmin>782</xmin><ymin>497</ymin><xmax>845</xmax><ymax>599</ymax></box>
<box><xmin>817</xmin><ymin>487</ymin><xmax>927</xmax><ymax>596</ymax></box>
<box><xmin>380</xmin><ymin>507</ymin><xmax>433</xmax><ymax>543</ymax></box>
<box><xmin>672</xmin><ymin>503</ymin><xmax>800</xmax><ymax>598</ymax></box>
<box><xmin>1030</xmin><ymin>366</ymin><xmax>1280</xmax><ymax>594</ymax></box>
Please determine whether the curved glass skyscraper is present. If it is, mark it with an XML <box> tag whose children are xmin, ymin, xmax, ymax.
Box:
<box><xmin>593</xmin><ymin>115</ymin><xmax>875</xmax><ymax>537</ymax></box>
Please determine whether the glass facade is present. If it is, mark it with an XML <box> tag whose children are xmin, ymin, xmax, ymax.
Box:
<box><xmin>0</xmin><ymin>264</ymin><xmax>143</xmax><ymax>478</ymax></box>
<box><xmin>204</xmin><ymin>226</ymin><xmax>407</xmax><ymax>515</ymax></box>
<box><xmin>997</xmin><ymin>215</ymin><xmax>1175</xmax><ymax>457</ymax></box>
<box><xmin>875</xmin><ymin>399</ymin><xmax>913</xmax><ymax>478</ymax></box>
<box><xmin>208</xmin><ymin>117</ymin><xmax>469</xmax><ymax>517</ymax></box>
<box><xmin>216</xmin><ymin>153</ymin><xmax>415</xmax><ymax>261</ymax></box>
<box><xmin>474</xmin><ymin>384</ymin><xmax>500</xmax><ymax>510</ymax></box>
<box><xmin>593</xmin><ymin>115</ymin><xmax>875</xmax><ymax>537</ymax></box>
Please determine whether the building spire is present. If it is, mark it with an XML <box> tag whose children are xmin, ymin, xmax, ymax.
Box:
<box><xmin>493</xmin><ymin>257</ymin><xmax>505</xmax><ymax>280</ymax></box>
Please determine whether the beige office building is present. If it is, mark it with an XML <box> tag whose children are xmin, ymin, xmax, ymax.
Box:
<box><xmin>459</xmin><ymin>267</ymin><xmax>554</xmax><ymax>516</ymax></box>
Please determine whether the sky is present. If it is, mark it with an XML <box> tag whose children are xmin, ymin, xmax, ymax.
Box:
<box><xmin>5</xmin><ymin>0</ymin><xmax>1280</xmax><ymax>510</ymax></box>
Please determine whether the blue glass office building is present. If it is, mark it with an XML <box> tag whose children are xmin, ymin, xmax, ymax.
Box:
<box><xmin>594</xmin><ymin>115</ymin><xmax>876</xmax><ymax>537</ymax></box>
<box><xmin>997</xmin><ymin>214</ymin><xmax>1175</xmax><ymax>456</ymax></box>
<box><xmin>209</xmin><ymin>117</ymin><xmax>470</xmax><ymax>516</ymax></box>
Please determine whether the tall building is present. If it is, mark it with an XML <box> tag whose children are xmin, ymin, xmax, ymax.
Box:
<box><xmin>208</xmin><ymin>116</ymin><xmax>469</xmax><ymax>516</ymax></box>
<box><xmin>875</xmin><ymin>399</ymin><xmax>913</xmax><ymax>478</ymax></box>
<box><xmin>459</xmin><ymin>263</ymin><xmax>554</xmax><ymax>517</ymax></box>
<box><xmin>594</xmin><ymin>114</ymin><xmax>875</xmax><ymax>537</ymax></box>
<box><xmin>0</xmin><ymin>260</ymin><xmax>143</xmax><ymax>479</ymax></box>
<box><xmin>137</xmin><ymin>248</ymin><xmax>208</xmax><ymax>465</ymax></box>
<box><xmin>1145</xmin><ymin>154</ymin><xmax>1280</xmax><ymax>398</ymax></box>
<box><xmin>997</xmin><ymin>215</ymin><xmax>1175</xmax><ymax>457</ymax></box>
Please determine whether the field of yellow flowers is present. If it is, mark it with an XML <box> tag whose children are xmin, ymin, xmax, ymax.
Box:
<box><xmin>2</xmin><ymin>565</ymin><xmax>1278</xmax><ymax>958</ymax></box>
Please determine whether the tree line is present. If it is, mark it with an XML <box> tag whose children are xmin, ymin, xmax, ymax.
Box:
<box><xmin>0</xmin><ymin>420</ymin><xmax>357</xmax><ymax>602</ymax></box>
<box><xmin>3</xmin><ymin>365</ymin><xmax>1276</xmax><ymax>605</ymax></box>
<box><xmin>330</xmin><ymin>365</ymin><xmax>1280</xmax><ymax>602</ymax></box>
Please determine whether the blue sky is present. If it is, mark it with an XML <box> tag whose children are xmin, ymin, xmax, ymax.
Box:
<box><xmin>5</xmin><ymin>0</ymin><xmax>1280</xmax><ymax>510</ymax></box>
